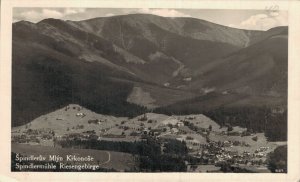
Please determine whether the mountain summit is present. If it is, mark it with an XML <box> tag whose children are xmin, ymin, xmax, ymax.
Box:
<box><xmin>12</xmin><ymin>14</ymin><xmax>287</xmax><ymax>127</ymax></box>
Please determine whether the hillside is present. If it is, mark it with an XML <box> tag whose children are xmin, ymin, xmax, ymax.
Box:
<box><xmin>12</xmin><ymin>104</ymin><xmax>217</xmax><ymax>136</ymax></box>
<box><xmin>12</xmin><ymin>104</ymin><xmax>287</xmax><ymax>172</ymax></box>
<box><xmin>188</xmin><ymin>26</ymin><xmax>288</xmax><ymax>97</ymax></box>
<box><xmin>155</xmin><ymin>27</ymin><xmax>288</xmax><ymax>141</ymax></box>
<box><xmin>12</xmin><ymin>14</ymin><xmax>287</xmax><ymax>130</ymax></box>
<box><xmin>74</xmin><ymin>14</ymin><xmax>263</xmax><ymax>78</ymax></box>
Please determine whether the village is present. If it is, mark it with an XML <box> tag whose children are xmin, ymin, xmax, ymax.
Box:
<box><xmin>12</xmin><ymin>104</ymin><xmax>286</xmax><ymax>172</ymax></box>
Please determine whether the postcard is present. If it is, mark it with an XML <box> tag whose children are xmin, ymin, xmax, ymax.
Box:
<box><xmin>1</xmin><ymin>0</ymin><xmax>300</xmax><ymax>181</ymax></box>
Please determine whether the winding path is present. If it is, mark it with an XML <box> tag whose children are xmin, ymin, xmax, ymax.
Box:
<box><xmin>98</xmin><ymin>151</ymin><xmax>111</xmax><ymax>165</ymax></box>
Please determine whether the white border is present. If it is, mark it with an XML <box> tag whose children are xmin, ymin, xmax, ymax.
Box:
<box><xmin>1</xmin><ymin>0</ymin><xmax>300</xmax><ymax>181</ymax></box>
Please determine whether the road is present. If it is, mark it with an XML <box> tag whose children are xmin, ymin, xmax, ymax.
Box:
<box><xmin>98</xmin><ymin>151</ymin><xmax>111</xmax><ymax>165</ymax></box>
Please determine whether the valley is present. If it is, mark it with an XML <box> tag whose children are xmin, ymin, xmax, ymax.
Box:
<box><xmin>11</xmin><ymin>13</ymin><xmax>288</xmax><ymax>173</ymax></box>
<box><xmin>12</xmin><ymin>104</ymin><xmax>286</xmax><ymax>172</ymax></box>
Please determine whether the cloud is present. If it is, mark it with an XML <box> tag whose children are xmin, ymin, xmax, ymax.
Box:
<box><xmin>64</xmin><ymin>8</ymin><xmax>86</xmax><ymax>15</ymax></box>
<box><xmin>14</xmin><ymin>8</ymin><xmax>190</xmax><ymax>23</ymax></box>
<box><xmin>228</xmin><ymin>11</ymin><xmax>288</xmax><ymax>30</ymax></box>
<box><xmin>17</xmin><ymin>9</ymin><xmax>63</xmax><ymax>22</ymax></box>
<box><xmin>42</xmin><ymin>9</ymin><xmax>63</xmax><ymax>19</ymax></box>
<box><xmin>19</xmin><ymin>10</ymin><xmax>41</xmax><ymax>22</ymax></box>
<box><xmin>105</xmin><ymin>13</ymin><xmax>115</xmax><ymax>17</ymax></box>
<box><xmin>137</xmin><ymin>8</ymin><xmax>191</xmax><ymax>17</ymax></box>
<box><xmin>15</xmin><ymin>8</ymin><xmax>87</xmax><ymax>23</ymax></box>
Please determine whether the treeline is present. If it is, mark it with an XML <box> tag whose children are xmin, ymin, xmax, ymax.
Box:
<box><xmin>267</xmin><ymin>145</ymin><xmax>287</xmax><ymax>173</ymax></box>
<box><xmin>12</xmin><ymin>55</ymin><xmax>147</xmax><ymax>127</ymax></box>
<box><xmin>57</xmin><ymin>137</ymin><xmax>188</xmax><ymax>172</ymax></box>
<box><xmin>203</xmin><ymin>107</ymin><xmax>287</xmax><ymax>141</ymax></box>
<box><xmin>218</xmin><ymin>163</ymin><xmax>254</xmax><ymax>173</ymax></box>
<box><xmin>163</xmin><ymin>139</ymin><xmax>188</xmax><ymax>155</ymax></box>
<box><xmin>155</xmin><ymin>105</ymin><xmax>287</xmax><ymax>141</ymax></box>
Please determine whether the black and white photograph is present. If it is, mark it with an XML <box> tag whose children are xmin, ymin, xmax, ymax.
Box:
<box><xmin>2</xmin><ymin>1</ymin><xmax>300</xmax><ymax>180</ymax></box>
<box><xmin>9</xmin><ymin>6</ymin><xmax>290</xmax><ymax>173</ymax></box>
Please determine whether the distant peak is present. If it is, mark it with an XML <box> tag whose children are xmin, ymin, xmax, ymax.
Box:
<box><xmin>266</xmin><ymin>26</ymin><xmax>288</xmax><ymax>32</ymax></box>
<box><xmin>80</xmin><ymin>13</ymin><xmax>166</xmax><ymax>22</ymax></box>
<box><xmin>13</xmin><ymin>20</ymin><xmax>35</xmax><ymax>25</ymax></box>
<box><xmin>37</xmin><ymin>18</ymin><xmax>65</xmax><ymax>25</ymax></box>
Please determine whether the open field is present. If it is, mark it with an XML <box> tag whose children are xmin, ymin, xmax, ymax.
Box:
<box><xmin>209</xmin><ymin>132</ymin><xmax>286</xmax><ymax>153</ymax></box>
<box><xmin>12</xmin><ymin>104</ymin><xmax>219</xmax><ymax>140</ymax></box>
<box><xmin>11</xmin><ymin>104</ymin><xmax>286</xmax><ymax>172</ymax></box>
<box><xmin>12</xmin><ymin>104</ymin><xmax>285</xmax><ymax>153</ymax></box>
<box><xmin>12</xmin><ymin>104</ymin><xmax>127</xmax><ymax>136</ymax></box>
<box><xmin>126</xmin><ymin>86</ymin><xmax>157</xmax><ymax>108</ymax></box>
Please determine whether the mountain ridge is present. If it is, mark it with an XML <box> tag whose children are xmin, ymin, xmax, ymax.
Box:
<box><xmin>12</xmin><ymin>14</ymin><xmax>287</xmax><ymax>130</ymax></box>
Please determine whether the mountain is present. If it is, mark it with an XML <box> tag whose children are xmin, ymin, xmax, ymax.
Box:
<box><xmin>183</xmin><ymin>26</ymin><xmax>288</xmax><ymax>96</ymax></box>
<box><xmin>154</xmin><ymin>26</ymin><xmax>287</xmax><ymax>141</ymax></box>
<box><xmin>73</xmin><ymin>14</ymin><xmax>263</xmax><ymax>79</ymax></box>
<box><xmin>12</xmin><ymin>14</ymin><xmax>287</xmax><ymax>131</ymax></box>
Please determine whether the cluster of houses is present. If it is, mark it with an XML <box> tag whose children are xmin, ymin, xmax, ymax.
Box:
<box><xmin>194</xmin><ymin>140</ymin><xmax>268</xmax><ymax>166</ymax></box>
<box><xmin>12</xmin><ymin>128</ymin><xmax>55</xmax><ymax>144</ymax></box>
<box><xmin>254</xmin><ymin>146</ymin><xmax>269</xmax><ymax>158</ymax></box>
<box><xmin>87</xmin><ymin>119</ymin><xmax>106</xmax><ymax>125</ymax></box>
<box><xmin>12</xmin><ymin>109</ymin><xmax>272</xmax><ymax>171</ymax></box>
<box><xmin>56</xmin><ymin>132</ymin><xmax>99</xmax><ymax>141</ymax></box>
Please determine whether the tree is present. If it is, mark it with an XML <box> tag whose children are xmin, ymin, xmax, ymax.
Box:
<box><xmin>227</xmin><ymin>126</ymin><xmax>233</xmax><ymax>132</ymax></box>
<box><xmin>267</xmin><ymin>145</ymin><xmax>287</xmax><ymax>173</ymax></box>
<box><xmin>252</xmin><ymin>136</ymin><xmax>258</xmax><ymax>142</ymax></box>
<box><xmin>208</xmin><ymin>125</ymin><xmax>212</xmax><ymax>131</ymax></box>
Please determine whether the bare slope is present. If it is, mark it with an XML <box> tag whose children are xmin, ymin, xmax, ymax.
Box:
<box><xmin>12</xmin><ymin>14</ymin><xmax>287</xmax><ymax>128</ymax></box>
<box><xmin>190</xmin><ymin>26</ymin><xmax>288</xmax><ymax>97</ymax></box>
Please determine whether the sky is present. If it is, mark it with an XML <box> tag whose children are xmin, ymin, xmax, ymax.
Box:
<box><xmin>13</xmin><ymin>8</ymin><xmax>288</xmax><ymax>31</ymax></box>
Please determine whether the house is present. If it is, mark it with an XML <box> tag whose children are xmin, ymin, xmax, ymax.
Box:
<box><xmin>177</xmin><ymin>121</ymin><xmax>184</xmax><ymax>127</ymax></box>
<box><xmin>185</xmin><ymin>116</ymin><xmax>196</xmax><ymax>120</ymax></box>
<box><xmin>143</xmin><ymin>129</ymin><xmax>150</xmax><ymax>135</ymax></box>
<box><xmin>149</xmin><ymin>129</ymin><xmax>162</xmax><ymax>136</ymax></box>
<box><xmin>223</xmin><ymin>141</ymin><xmax>231</xmax><ymax>147</ymax></box>
<box><xmin>88</xmin><ymin>119</ymin><xmax>101</xmax><ymax>124</ymax></box>
<box><xmin>76</xmin><ymin>113</ymin><xmax>86</xmax><ymax>118</ymax></box>
<box><xmin>183</xmin><ymin>77</ymin><xmax>192</xmax><ymax>81</ymax></box>
<box><xmin>171</xmin><ymin>128</ymin><xmax>179</xmax><ymax>134</ymax></box>
<box><xmin>164</xmin><ymin>82</ymin><xmax>170</xmax><ymax>87</ymax></box>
